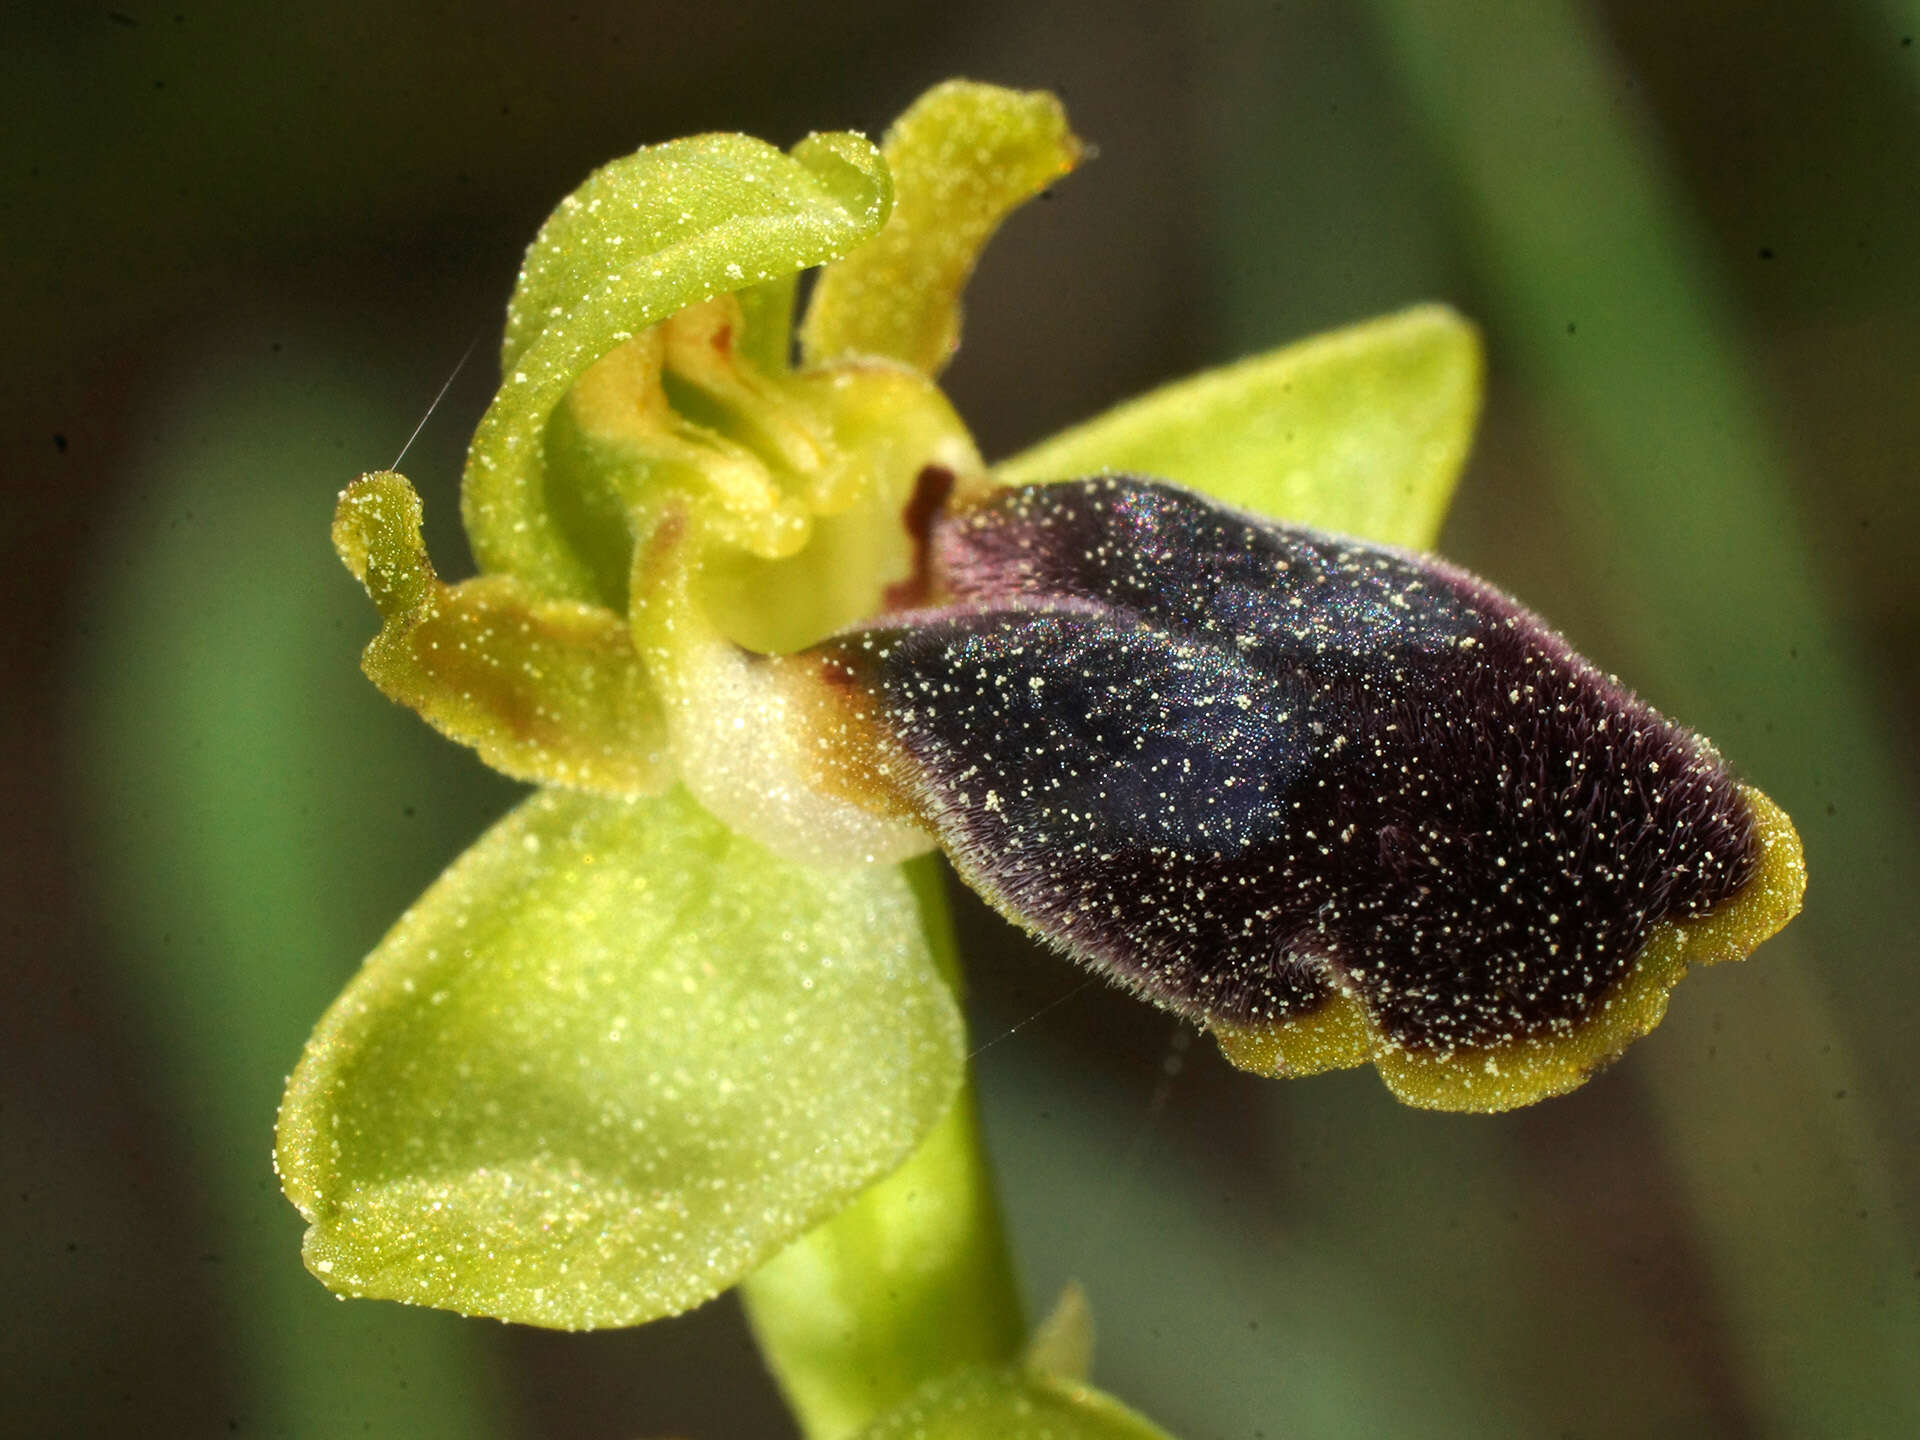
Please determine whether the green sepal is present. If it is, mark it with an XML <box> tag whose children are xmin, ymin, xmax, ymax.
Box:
<box><xmin>853</xmin><ymin>1365</ymin><xmax>1177</xmax><ymax>1440</ymax></box>
<box><xmin>801</xmin><ymin>81</ymin><xmax>1081</xmax><ymax>376</ymax></box>
<box><xmin>742</xmin><ymin>861</ymin><xmax>1023</xmax><ymax>1440</ymax></box>
<box><xmin>275</xmin><ymin>786</ymin><xmax>963</xmax><ymax>1329</ymax></box>
<box><xmin>468</xmin><ymin>130</ymin><xmax>893</xmax><ymax>599</ymax></box>
<box><xmin>998</xmin><ymin>304</ymin><xmax>1482</xmax><ymax>550</ymax></box>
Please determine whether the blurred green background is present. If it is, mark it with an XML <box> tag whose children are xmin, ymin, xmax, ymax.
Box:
<box><xmin>8</xmin><ymin>2</ymin><xmax>1918</xmax><ymax>1435</ymax></box>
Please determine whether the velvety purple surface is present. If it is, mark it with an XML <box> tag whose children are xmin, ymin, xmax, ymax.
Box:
<box><xmin>824</xmin><ymin>477</ymin><xmax>1758</xmax><ymax>1051</ymax></box>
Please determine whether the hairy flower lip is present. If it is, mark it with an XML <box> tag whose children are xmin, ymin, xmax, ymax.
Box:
<box><xmin>798</xmin><ymin>474</ymin><xmax>1805</xmax><ymax>1111</ymax></box>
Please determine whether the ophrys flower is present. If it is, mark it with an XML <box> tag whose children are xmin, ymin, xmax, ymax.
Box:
<box><xmin>277</xmin><ymin>81</ymin><xmax>1802</xmax><ymax>1368</ymax></box>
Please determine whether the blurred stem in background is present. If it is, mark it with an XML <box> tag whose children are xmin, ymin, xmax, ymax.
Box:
<box><xmin>985</xmin><ymin>1048</ymin><xmax>1549</xmax><ymax>1439</ymax></box>
<box><xmin>1356</xmin><ymin>0</ymin><xmax>1920</xmax><ymax>1432</ymax></box>
<box><xmin>72</xmin><ymin>351</ymin><xmax>513</xmax><ymax>1438</ymax></box>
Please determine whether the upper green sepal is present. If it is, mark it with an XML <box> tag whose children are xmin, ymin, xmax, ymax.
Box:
<box><xmin>998</xmin><ymin>304</ymin><xmax>1482</xmax><ymax>550</ymax></box>
<box><xmin>275</xmin><ymin>785</ymin><xmax>963</xmax><ymax>1329</ymax></box>
<box><xmin>467</xmin><ymin>130</ymin><xmax>894</xmax><ymax>600</ymax></box>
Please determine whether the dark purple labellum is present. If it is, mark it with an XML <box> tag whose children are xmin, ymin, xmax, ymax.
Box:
<box><xmin>813</xmin><ymin>476</ymin><xmax>1802</xmax><ymax>1109</ymax></box>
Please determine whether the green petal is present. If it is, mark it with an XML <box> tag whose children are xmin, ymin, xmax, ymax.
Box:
<box><xmin>334</xmin><ymin>471</ymin><xmax>670</xmax><ymax>796</ymax></box>
<box><xmin>467</xmin><ymin>130</ymin><xmax>892</xmax><ymax>599</ymax></box>
<box><xmin>854</xmin><ymin>1366</ymin><xmax>1176</xmax><ymax>1440</ymax></box>
<box><xmin>735</xmin><ymin>273</ymin><xmax>800</xmax><ymax>374</ymax></box>
<box><xmin>801</xmin><ymin>81</ymin><xmax>1081</xmax><ymax>375</ymax></box>
<box><xmin>275</xmin><ymin>786</ymin><xmax>962</xmax><ymax>1330</ymax></box>
<box><xmin>998</xmin><ymin>304</ymin><xmax>1482</xmax><ymax>549</ymax></box>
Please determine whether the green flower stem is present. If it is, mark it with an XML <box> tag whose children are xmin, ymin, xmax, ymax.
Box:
<box><xmin>1364</xmin><ymin>1</ymin><xmax>1920</xmax><ymax>1430</ymax></box>
<box><xmin>742</xmin><ymin>859</ymin><xmax>1025</xmax><ymax>1440</ymax></box>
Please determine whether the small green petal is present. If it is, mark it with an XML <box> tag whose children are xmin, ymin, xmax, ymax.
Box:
<box><xmin>854</xmin><ymin>1366</ymin><xmax>1177</xmax><ymax>1440</ymax></box>
<box><xmin>275</xmin><ymin>786</ymin><xmax>962</xmax><ymax>1329</ymax></box>
<box><xmin>334</xmin><ymin>471</ymin><xmax>670</xmax><ymax>796</ymax></box>
<box><xmin>468</xmin><ymin>130</ymin><xmax>893</xmax><ymax>599</ymax></box>
<box><xmin>998</xmin><ymin>304</ymin><xmax>1482</xmax><ymax>550</ymax></box>
<box><xmin>801</xmin><ymin>81</ymin><xmax>1082</xmax><ymax>376</ymax></box>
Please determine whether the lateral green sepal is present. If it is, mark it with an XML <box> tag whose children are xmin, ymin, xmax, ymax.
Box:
<box><xmin>275</xmin><ymin>786</ymin><xmax>963</xmax><ymax>1329</ymax></box>
<box><xmin>998</xmin><ymin>304</ymin><xmax>1482</xmax><ymax>549</ymax></box>
<box><xmin>743</xmin><ymin>861</ymin><xmax>1023</xmax><ymax>1440</ymax></box>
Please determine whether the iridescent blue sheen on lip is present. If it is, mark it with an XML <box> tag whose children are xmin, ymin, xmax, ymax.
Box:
<box><xmin>817</xmin><ymin>475</ymin><xmax>1762</xmax><ymax>1058</ymax></box>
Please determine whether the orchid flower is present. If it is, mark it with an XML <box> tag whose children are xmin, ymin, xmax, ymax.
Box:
<box><xmin>275</xmin><ymin>81</ymin><xmax>1804</xmax><ymax>1439</ymax></box>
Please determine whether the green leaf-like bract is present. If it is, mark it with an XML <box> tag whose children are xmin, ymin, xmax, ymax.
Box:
<box><xmin>853</xmin><ymin>1365</ymin><xmax>1175</xmax><ymax>1440</ymax></box>
<box><xmin>275</xmin><ymin>786</ymin><xmax>963</xmax><ymax>1329</ymax></box>
<box><xmin>998</xmin><ymin>304</ymin><xmax>1481</xmax><ymax>550</ymax></box>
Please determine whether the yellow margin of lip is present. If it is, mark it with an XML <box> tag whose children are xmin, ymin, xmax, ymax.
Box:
<box><xmin>1211</xmin><ymin>785</ymin><xmax>1806</xmax><ymax>1113</ymax></box>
